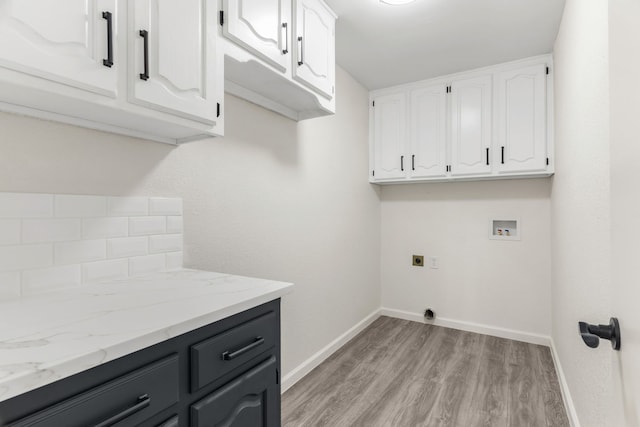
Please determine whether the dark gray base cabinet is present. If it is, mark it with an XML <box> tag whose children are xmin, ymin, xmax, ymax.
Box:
<box><xmin>191</xmin><ymin>356</ymin><xmax>279</xmax><ymax>426</ymax></box>
<box><xmin>0</xmin><ymin>300</ymin><xmax>282</xmax><ymax>427</ymax></box>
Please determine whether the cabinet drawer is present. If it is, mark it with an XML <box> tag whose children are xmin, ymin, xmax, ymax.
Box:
<box><xmin>190</xmin><ymin>311</ymin><xmax>277</xmax><ymax>392</ymax></box>
<box><xmin>190</xmin><ymin>356</ymin><xmax>279</xmax><ymax>427</ymax></box>
<box><xmin>8</xmin><ymin>355</ymin><xmax>179</xmax><ymax>427</ymax></box>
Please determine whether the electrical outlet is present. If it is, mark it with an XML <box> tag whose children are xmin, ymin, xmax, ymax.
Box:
<box><xmin>412</xmin><ymin>255</ymin><xmax>424</xmax><ymax>267</ymax></box>
<box><xmin>428</xmin><ymin>256</ymin><xmax>439</xmax><ymax>269</ymax></box>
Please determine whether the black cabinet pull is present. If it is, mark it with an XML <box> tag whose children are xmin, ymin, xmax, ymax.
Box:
<box><xmin>501</xmin><ymin>146</ymin><xmax>505</xmax><ymax>164</ymax></box>
<box><xmin>93</xmin><ymin>394</ymin><xmax>151</xmax><ymax>427</ymax></box>
<box><xmin>412</xmin><ymin>155</ymin><xmax>415</xmax><ymax>171</ymax></box>
<box><xmin>297</xmin><ymin>36</ymin><xmax>304</xmax><ymax>66</ymax></box>
<box><xmin>102</xmin><ymin>11</ymin><xmax>114</xmax><ymax>67</ymax></box>
<box><xmin>139</xmin><ymin>30</ymin><xmax>149</xmax><ymax>81</ymax></box>
<box><xmin>486</xmin><ymin>148</ymin><xmax>489</xmax><ymax>165</ymax></box>
<box><xmin>400</xmin><ymin>156</ymin><xmax>404</xmax><ymax>172</ymax></box>
<box><xmin>282</xmin><ymin>23</ymin><xmax>289</xmax><ymax>54</ymax></box>
<box><xmin>222</xmin><ymin>337</ymin><xmax>265</xmax><ymax>361</ymax></box>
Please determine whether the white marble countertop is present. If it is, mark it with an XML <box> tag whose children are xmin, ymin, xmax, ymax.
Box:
<box><xmin>0</xmin><ymin>268</ymin><xmax>293</xmax><ymax>402</ymax></box>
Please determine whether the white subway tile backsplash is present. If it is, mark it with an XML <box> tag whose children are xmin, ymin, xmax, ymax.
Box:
<box><xmin>107</xmin><ymin>197</ymin><xmax>149</xmax><ymax>217</ymax></box>
<box><xmin>149</xmin><ymin>234</ymin><xmax>183</xmax><ymax>254</ymax></box>
<box><xmin>55</xmin><ymin>240</ymin><xmax>106</xmax><ymax>265</ymax></box>
<box><xmin>166</xmin><ymin>216</ymin><xmax>183</xmax><ymax>234</ymax></box>
<box><xmin>129</xmin><ymin>217</ymin><xmax>166</xmax><ymax>236</ymax></box>
<box><xmin>129</xmin><ymin>254</ymin><xmax>166</xmax><ymax>277</ymax></box>
<box><xmin>55</xmin><ymin>195</ymin><xmax>107</xmax><ymax>218</ymax></box>
<box><xmin>83</xmin><ymin>217</ymin><xmax>128</xmax><ymax>239</ymax></box>
<box><xmin>0</xmin><ymin>220</ymin><xmax>21</xmax><ymax>246</ymax></box>
<box><xmin>107</xmin><ymin>237</ymin><xmax>148</xmax><ymax>259</ymax></box>
<box><xmin>22</xmin><ymin>219</ymin><xmax>81</xmax><ymax>243</ymax></box>
<box><xmin>0</xmin><ymin>244</ymin><xmax>52</xmax><ymax>272</ymax></box>
<box><xmin>22</xmin><ymin>265</ymin><xmax>81</xmax><ymax>295</ymax></box>
<box><xmin>83</xmin><ymin>259</ymin><xmax>129</xmax><ymax>283</ymax></box>
<box><xmin>149</xmin><ymin>198</ymin><xmax>183</xmax><ymax>216</ymax></box>
<box><xmin>0</xmin><ymin>192</ymin><xmax>182</xmax><ymax>297</ymax></box>
<box><xmin>0</xmin><ymin>272</ymin><xmax>21</xmax><ymax>298</ymax></box>
<box><xmin>166</xmin><ymin>252</ymin><xmax>183</xmax><ymax>270</ymax></box>
<box><xmin>0</xmin><ymin>193</ymin><xmax>53</xmax><ymax>218</ymax></box>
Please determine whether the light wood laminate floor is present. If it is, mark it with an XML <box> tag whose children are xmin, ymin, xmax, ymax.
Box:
<box><xmin>282</xmin><ymin>316</ymin><xmax>569</xmax><ymax>427</ymax></box>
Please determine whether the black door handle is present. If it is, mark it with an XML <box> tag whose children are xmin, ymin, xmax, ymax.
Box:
<box><xmin>412</xmin><ymin>155</ymin><xmax>415</xmax><ymax>171</ymax></box>
<box><xmin>282</xmin><ymin>23</ymin><xmax>289</xmax><ymax>54</ymax></box>
<box><xmin>297</xmin><ymin>36</ymin><xmax>304</xmax><ymax>66</ymax></box>
<box><xmin>579</xmin><ymin>318</ymin><xmax>621</xmax><ymax>350</ymax></box>
<box><xmin>139</xmin><ymin>29</ymin><xmax>149</xmax><ymax>81</ymax></box>
<box><xmin>400</xmin><ymin>156</ymin><xmax>404</xmax><ymax>172</ymax></box>
<box><xmin>102</xmin><ymin>11</ymin><xmax>114</xmax><ymax>67</ymax></box>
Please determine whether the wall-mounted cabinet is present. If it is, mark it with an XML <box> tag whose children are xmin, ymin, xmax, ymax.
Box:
<box><xmin>0</xmin><ymin>0</ymin><xmax>119</xmax><ymax>97</ymax></box>
<box><xmin>369</xmin><ymin>55</ymin><xmax>553</xmax><ymax>184</ymax></box>
<box><xmin>220</xmin><ymin>0</ymin><xmax>336</xmax><ymax>121</ymax></box>
<box><xmin>495</xmin><ymin>64</ymin><xmax>549</xmax><ymax>175</ymax></box>
<box><xmin>0</xmin><ymin>0</ymin><xmax>223</xmax><ymax>144</ymax></box>
<box><xmin>450</xmin><ymin>75</ymin><xmax>493</xmax><ymax>177</ymax></box>
<box><xmin>129</xmin><ymin>0</ymin><xmax>220</xmax><ymax>125</ymax></box>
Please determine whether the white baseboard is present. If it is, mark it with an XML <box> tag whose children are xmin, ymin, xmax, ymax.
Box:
<box><xmin>281</xmin><ymin>308</ymin><xmax>382</xmax><ymax>393</ymax></box>
<box><xmin>549</xmin><ymin>339</ymin><xmax>581</xmax><ymax>427</ymax></box>
<box><xmin>380</xmin><ymin>307</ymin><xmax>552</xmax><ymax>347</ymax></box>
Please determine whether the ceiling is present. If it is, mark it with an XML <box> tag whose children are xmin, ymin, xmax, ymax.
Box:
<box><xmin>324</xmin><ymin>0</ymin><xmax>566</xmax><ymax>90</ymax></box>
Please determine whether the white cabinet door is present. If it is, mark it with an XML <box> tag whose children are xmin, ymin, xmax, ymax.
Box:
<box><xmin>222</xmin><ymin>0</ymin><xmax>290</xmax><ymax>72</ymax></box>
<box><xmin>0</xmin><ymin>0</ymin><xmax>117</xmax><ymax>97</ymax></box>
<box><xmin>129</xmin><ymin>0</ymin><xmax>219</xmax><ymax>124</ymax></box>
<box><xmin>496</xmin><ymin>64</ymin><xmax>548</xmax><ymax>173</ymax></box>
<box><xmin>450</xmin><ymin>75</ymin><xmax>492</xmax><ymax>176</ymax></box>
<box><xmin>373</xmin><ymin>93</ymin><xmax>407</xmax><ymax>181</ymax></box>
<box><xmin>293</xmin><ymin>0</ymin><xmax>335</xmax><ymax>99</ymax></box>
<box><xmin>410</xmin><ymin>85</ymin><xmax>448</xmax><ymax>179</ymax></box>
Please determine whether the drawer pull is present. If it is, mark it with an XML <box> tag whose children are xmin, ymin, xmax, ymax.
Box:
<box><xmin>93</xmin><ymin>394</ymin><xmax>151</xmax><ymax>427</ymax></box>
<box><xmin>221</xmin><ymin>337</ymin><xmax>265</xmax><ymax>361</ymax></box>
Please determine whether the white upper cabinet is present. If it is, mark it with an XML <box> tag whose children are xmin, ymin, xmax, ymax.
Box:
<box><xmin>0</xmin><ymin>0</ymin><xmax>223</xmax><ymax>144</ymax></box>
<box><xmin>222</xmin><ymin>0</ymin><xmax>290</xmax><ymax>72</ymax></box>
<box><xmin>369</xmin><ymin>55</ymin><xmax>554</xmax><ymax>184</ymax></box>
<box><xmin>0</xmin><ymin>0</ymin><xmax>117</xmax><ymax>97</ymax></box>
<box><xmin>496</xmin><ymin>64</ymin><xmax>548</xmax><ymax>174</ymax></box>
<box><xmin>410</xmin><ymin>84</ymin><xmax>448</xmax><ymax>179</ymax></box>
<box><xmin>372</xmin><ymin>93</ymin><xmax>407</xmax><ymax>181</ymax></box>
<box><xmin>129</xmin><ymin>0</ymin><xmax>219</xmax><ymax>124</ymax></box>
<box><xmin>220</xmin><ymin>0</ymin><xmax>336</xmax><ymax>121</ymax></box>
<box><xmin>450</xmin><ymin>75</ymin><xmax>492</xmax><ymax>177</ymax></box>
<box><xmin>292</xmin><ymin>0</ymin><xmax>335</xmax><ymax>99</ymax></box>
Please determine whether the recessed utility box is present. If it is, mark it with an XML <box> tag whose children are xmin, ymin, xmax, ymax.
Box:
<box><xmin>489</xmin><ymin>219</ymin><xmax>520</xmax><ymax>241</ymax></box>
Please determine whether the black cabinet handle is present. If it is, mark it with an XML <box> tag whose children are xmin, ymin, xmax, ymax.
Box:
<box><xmin>102</xmin><ymin>12</ymin><xmax>114</xmax><ymax>68</ymax></box>
<box><xmin>282</xmin><ymin>23</ymin><xmax>288</xmax><ymax>54</ymax></box>
<box><xmin>400</xmin><ymin>156</ymin><xmax>404</xmax><ymax>172</ymax></box>
<box><xmin>222</xmin><ymin>337</ymin><xmax>265</xmax><ymax>361</ymax></box>
<box><xmin>139</xmin><ymin>29</ymin><xmax>149</xmax><ymax>81</ymax></box>
<box><xmin>412</xmin><ymin>155</ymin><xmax>415</xmax><ymax>171</ymax></box>
<box><xmin>297</xmin><ymin>36</ymin><xmax>304</xmax><ymax>66</ymax></box>
<box><xmin>486</xmin><ymin>148</ymin><xmax>489</xmax><ymax>165</ymax></box>
<box><xmin>501</xmin><ymin>146</ymin><xmax>505</xmax><ymax>164</ymax></box>
<box><xmin>93</xmin><ymin>394</ymin><xmax>151</xmax><ymax>427</ymax></box>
